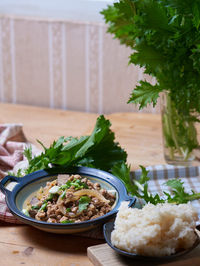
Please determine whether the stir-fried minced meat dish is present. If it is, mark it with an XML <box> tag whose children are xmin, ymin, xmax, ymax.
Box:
<box><xmin>23</xmin><ymin>174</ymin><xmax>116</xmax><ymax>223</ymax></box>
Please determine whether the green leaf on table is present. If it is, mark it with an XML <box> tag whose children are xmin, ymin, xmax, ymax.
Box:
<box><xmin>23</xmin><ymin>146</ymin><xmax>33</xmax><ymax>163</ymax></box>
<box><xmin>111</xmin><ymin>163</ymin><xmax>200</xmax><ymax>205</ymax></box>
<box><xmin>134</xmin><ymin>166</ymin><xmax>165</xmax><ymax>204</ymax></box>
<box><xmin>111</xmin><ymin>162</ymin><xmax>139</xmax><ymax>196</ymax></box>
<box><xmin>164</xmin><ymin>179</ymin><xmax>200</xmax><ymax>203</ymax></box>
<box><xmin>137</xmin><ymin>165</ymin><xmax>150</xmax><ymax>184</ymax></box>
<box><xmin>112</xmin><ymin>163</ymin><xmax>164</xmax><ymax>204</ymax></box>
<box><xmin>22</xmin><ymin>115</ymin><xmax>127</xmax><ymax>174</ymax></box>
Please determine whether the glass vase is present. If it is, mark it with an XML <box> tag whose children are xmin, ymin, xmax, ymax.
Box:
<box><xmin>161</xmin><ymin>92</ymin><xmax>199</xmax><ymax>165</ymax></box>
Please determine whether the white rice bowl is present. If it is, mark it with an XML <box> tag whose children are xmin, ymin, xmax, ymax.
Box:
<box><xmin>111</xmin><ymin>202</ymin><xmax>198</xmax><ymax>257</ymax></box>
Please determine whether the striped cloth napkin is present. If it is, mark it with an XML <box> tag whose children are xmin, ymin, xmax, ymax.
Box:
<box><xmin>0</xmin><ymin>124</ymin><xmax>40</xmax><ymax>224</ymax></box>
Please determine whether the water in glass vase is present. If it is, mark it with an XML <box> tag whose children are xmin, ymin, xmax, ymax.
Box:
<box><xmin>161</xmin><ymin>92</ymin><xmax>199</xmax><ymax>165</ymax></box>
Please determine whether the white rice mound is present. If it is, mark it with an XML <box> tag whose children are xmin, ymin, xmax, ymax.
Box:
<box><xmin>111</xmin><ymin>202</ymin><xmax>198</xmax><ymax>257</ymax></box>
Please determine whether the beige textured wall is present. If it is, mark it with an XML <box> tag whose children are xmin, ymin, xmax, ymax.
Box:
<box><xmin>0</xmin><ymin>15</ymin><xmax>160</xmax><ymax>114</ymax></box>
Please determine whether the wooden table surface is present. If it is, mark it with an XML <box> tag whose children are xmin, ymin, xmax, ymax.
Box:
<box><xmin>0</xmin><ymin>103</ymin><xmax>166</xmax><ymax>266</ymax></box>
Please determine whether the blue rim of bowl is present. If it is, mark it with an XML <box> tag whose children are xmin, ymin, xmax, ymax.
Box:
<box><xmin>0</xmin><ymin>166</ymin><xmax>136</xmax><ymax>229</ymax></box>
<box><xmin>103</xmin><ymin>220</ymin><xmax>200</xmax><ymax>261</ymax></box>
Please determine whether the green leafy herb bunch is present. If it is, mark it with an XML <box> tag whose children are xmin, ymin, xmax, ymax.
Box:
<box><xmin>102</xmin><ymin>0</ymin><xmax>200</xmax><ymax>113</ymax></box>
<box><xmin>101</xmin><ymin>0</ymin><xmax>200</xmax><ymax>162</ymax></box>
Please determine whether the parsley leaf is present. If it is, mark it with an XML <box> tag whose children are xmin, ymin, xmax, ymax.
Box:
<box><xmin>23</xmin><ymin>146</ymin><xmax>33</xmax><ymax>163</ymax></box>
<box><xmin>78</xmin><ymin>196</ymin><xmax>91</xmax><ymax>212</ymax></box>
<box><xmin>111</xmin><ymin>163</ymin><xmax>140</xmax><ymax>197</ymax></box>
<box><xmin>128</xmin><ymin>81</ymin><xmax>162</xmax><ymax>109</ymax></box>
<box><xmin>111</xmin><ymin>162</ymin><xmax>200</xmax><ymax>205</ymax></box>
<box><xmin>164</xmin><ymin>179</ymin><xmax>200</xmax><ymax>203</ymax></box>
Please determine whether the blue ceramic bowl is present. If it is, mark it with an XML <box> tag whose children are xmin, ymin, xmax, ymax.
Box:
<box><xmin>0</xmin><ymin>166</ymin><xmax>135</xmax><ymax>234</ymax></box>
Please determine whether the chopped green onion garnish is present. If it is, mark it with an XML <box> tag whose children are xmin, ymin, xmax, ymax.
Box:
<box><xmin>61</xmin><ymin>191</ymin><xmax>66</xmax><ymax>199</ymax></box>
<box><xmin>31</xmin><ymin>205</ymin><xmax>40</xmax><ymax>210</ymax></box>
<box><xmin>60</xmin><ymin>179</ymin><xmax>88</xmax><ymax>191</ymax></box>
<box><xmin>60</xmin><ymin>220</ymin><xmax>74</xmax><ymax>224</ymax></box>
<box><xmin>38</xmin><ymin>202</ymin><xmax>47</xmax><ymax>212</ymax></box>
<box><xmin>46</xmin><ymin>193</ymin><xmax>54</xmax><ymax>202</ymax></box>
<box><xmin>60</xmin><ymin>184</ymin><xmax>69</xmax><ymax>190</ymax></box>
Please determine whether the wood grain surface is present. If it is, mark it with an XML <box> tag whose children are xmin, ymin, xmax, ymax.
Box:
<box><xmin>0</xmin><ymin>103</ymin><xmax>168</xmax><ymax>266</ymax></box>
<box><xmin>87</xmin><ymin>242</ymin><xmax>200</xmax><ymax>266</ymax></box>
<box><xmin>0</xmin><ymin>223</ymin><xmax>103</xmax><ymax>266</ymax></box>
<box><xmin>0</xmin><ymin>103</ymin><xmax>165</xmax><ymax>169</ymax></box>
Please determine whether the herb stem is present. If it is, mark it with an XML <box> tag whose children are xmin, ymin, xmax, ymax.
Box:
<box><xmin>162</xmin><ymin>92</ymin><xmax>198</xmax><ymax>162</ymax></box>
<box><xmin>185</xmin><ymin>193</ymin><xmax>200</xmax><ymax>201</ymax></box>
<box><xmin>165</xmin><ymin>94</ymin><xmax>182</xmax><ymax>157</ymax></box>
<box><xmin>133</xmin><ymin>179</ymin><xmax>151</xmax><ymax>197</ymax></box>
<box><xmin>126</xmin><ymin>0</ymin><xmax>136</xmax><ymax>16</ymax></box>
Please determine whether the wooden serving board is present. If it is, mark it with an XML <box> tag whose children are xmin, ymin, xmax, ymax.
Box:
<box><xmin>87</xmin><ymin>243</ymin><xmax>200</xmax><ymax>266</ymax></box>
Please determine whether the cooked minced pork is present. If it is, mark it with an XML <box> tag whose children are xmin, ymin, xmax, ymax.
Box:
<box><xmin>24</xmin><ymin>174</ymin><xmax>115</xmax><ymax>223</ymax></box>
